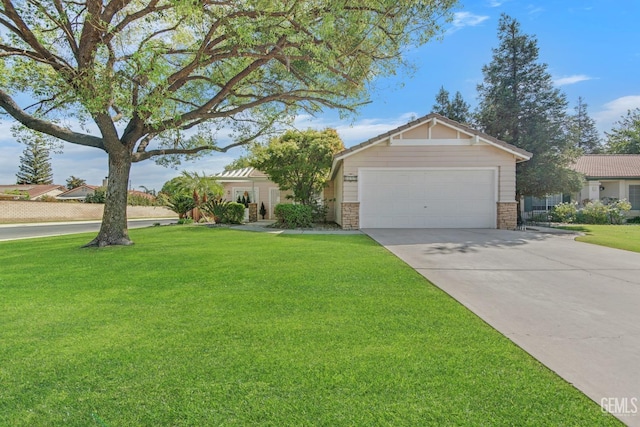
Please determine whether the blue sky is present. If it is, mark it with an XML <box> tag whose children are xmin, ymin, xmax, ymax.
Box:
<box><xmin>1</xmin><ymin>0</ymin><xmax>639</xmax><ymax>192</ymax></box>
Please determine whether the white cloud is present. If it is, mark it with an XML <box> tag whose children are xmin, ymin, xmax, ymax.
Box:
<box><xmin>294</xmin><ymin>112</ymin><xmax>418</xmax><ymax>147</ymax></box>
<box><xmin>593</xmin><ymin>95</ymin><xmax>640</xmax><ymax>133</ymax></box>
<box><xmin>553</xmin><ymin>74</ymin><xmax>595</xmax><ymax>86</ymax></box>
<box><xmin>449</xmin><ymin>12</ymin><xmax>490</xmax><ymax>33</ymax></box>
<box><xmin>487</xmin><ymin>0</ymin><xmax>506</xmax><ymax>7</ymax></box>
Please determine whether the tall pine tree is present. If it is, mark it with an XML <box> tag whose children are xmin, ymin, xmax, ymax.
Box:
<box><xmin>567</xmin><ymin>97</ymin><xmax>602</xmax><ymax>154</ymax></box>
<box><xmin>432</xmin><ymin>86</ymin><xmax>471</xmax><ymax>123</ymax></box>
<box><xmin>476</xmin><ymin>14</ymin><xmax>582</xmax><ymax>198</ymax></box>
<box><xmin>16</xmin><ymin>132</ymin><xmax>54</xmax><ymax>184</ymax></box>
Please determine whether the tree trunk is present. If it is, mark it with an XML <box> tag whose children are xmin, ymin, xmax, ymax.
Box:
<box><xmin>84</xmin><ymin>148</ymin><xmax>133</xmax><ymax>247</ymax></box>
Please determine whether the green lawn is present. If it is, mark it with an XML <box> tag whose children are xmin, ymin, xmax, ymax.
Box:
<box><xmin>561</xmin><ymin>224</ymin><xmax>640</xmax><ymax>253</ymax></box>
<box><xmin>0</xmin><ymin>227</ymin><xmax>620</xmax><ymax>426</ymax></box>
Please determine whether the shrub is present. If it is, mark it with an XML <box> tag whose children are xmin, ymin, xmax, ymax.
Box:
<box><xmin>274</xmin><ymin>204</ymin><xmax>313</xmax><ymax>228</ymax></box>
<box><xmin>38</xmin><ymin>195</ymin><xmax>58</xmax><ymax>202</ymax></box>
<box><xmin>310</xmin><ymin>198</ymin><xmax>333</xmax><ymax>223</ymax></box>
<box><xmin>177</xmin><ymin>218</ymin><xmax>193</xmax><ymax>225</ymax></box>
<box><xmin>85</xmin><ymin>187</ymin><xmax>106</xmax><ymax>203</ymax></box>
<box><xmin>127</xmin><ymin>193</ymin><xmax>156</xmax><ymax>206</ymax></box>
<box><xmin>200</xmin><ymin>199</ymin><xmax>245</xmax><ymax>224</ymax></box>
<box><xmin>607</xmin><ymin>199</ymin><xmax>632</xmax><ymax>224</ymax></box>
<box><xmin>580</xmin><ymin>200</ymin><xmax>610</xmax><ymax>224</ymax></box>
<box><xmin>550</xmin><ymin>202</ymin><xmax>577</xmax><ymax>223</ymax></box>
<box><xmin>167</xmin><ymin>194</ymin><xmax>196</xmax><ymax>218</ymax></box>
<box><xmin>627</xmin><ymin>216</ymin><xmax>640</xmax><ymax>224</ymax></box>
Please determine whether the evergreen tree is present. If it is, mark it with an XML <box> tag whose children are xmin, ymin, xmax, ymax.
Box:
<box><xmin>15</xmin><ymin>132</ymin><xmax>54</xmax><ymax>184</ymax></box>
<box><xmin>476</xmin><ymin>14</ymin><xmax>582</xmax><ymax>198</ymax></box>
<box><xmin>66</xmin><ymin>176</ymin><xmax>86</xmax><ymax>189</ymax></box>
<box><xmin>432</xmin><ymin>86</ymin><xmax>471</xmax><ymax>123</ymax></box>
<box><xmin>567</xmin><ymin>97</ymin><xmax>602</xmax><ymax>154</ymax></box>
<box><xmin>605</xmin><ymin>108</ymin><xmax>640</xmax><ymax>154</ymax></box>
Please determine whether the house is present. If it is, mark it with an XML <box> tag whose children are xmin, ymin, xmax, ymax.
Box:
<box><xmin>572</xmin><ymin>154</ymin><xmax>640</xmax><ymax>216</ymax></box>
<box><xmin>0</xmin><ymin>184</ymin><xmax>66</xmax><ymax>200</ymax></box>
<box><xmin>327</xmin><ymin>113</ymin><xmax>532</xmax><ymax>230</ymax></box>
<box><xmin>215</xmin><ymin>168</ymin><xmax>294</xmax><ymax>220</ymax></box>
<box><xmin>56</xmin><ymin>185</ymin><xmax>100</xmax><ymax>200</ymax></box>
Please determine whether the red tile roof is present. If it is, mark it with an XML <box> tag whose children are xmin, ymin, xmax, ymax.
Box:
<box><xmin>0</xmin><ymin>184</ymin><xmax>65</xmax><ymax>198</ymax></box>
<box><xmin>571</xmin><ymin>155</ymin><xmax>640</xmax><ymax>178</ymax></box>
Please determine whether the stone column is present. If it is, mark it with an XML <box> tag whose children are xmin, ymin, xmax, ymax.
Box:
<box><xmin>497</xmin><ymin>202</ymin><xmax>517</xmax><ymax>230</ymax></box>
<box><xmin>248</xmin><ymin>203</ymin><xmax>258</xmax><ymax>222</ymax></box>
<box><xmin>341</xmin><ymin>202</ymin><xmax>360</xmax><ymax>230</ymax></box>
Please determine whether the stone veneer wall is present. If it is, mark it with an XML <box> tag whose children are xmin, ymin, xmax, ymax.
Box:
<box><xmin>341</xmin><ymin>202</ymin><xmax>360</xmax><ymax>230</ymax></box>
<box><xmin>497</xmin><ymin>202</ymin><xmax>517</xmax><ymax>230</ymax></box>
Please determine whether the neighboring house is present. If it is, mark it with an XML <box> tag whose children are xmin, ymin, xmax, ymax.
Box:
<box><xmin>327</xmin><ymin>113</ymin><xmax>532</xmax><ymax>230</ymax></box>
<box><xmin>56</xmin><ymin>185</ymin><xmax>99</xmax><ymax>200</ymax></box>
<box><xmin>571</xmin><ymin>154</ymin><xmax>640</xmax><ymax>216</ymax></box>
<box><xmin>215</xmin><ymin>168</ymin><xmax>294</xmax><ymax>220</ymax></box>
<box><xmin>0</xmin><ymin>184</ymin><xmax>66</xmax><ymax>200</ymax></box>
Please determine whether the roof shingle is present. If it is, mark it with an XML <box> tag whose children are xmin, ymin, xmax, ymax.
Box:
<box><xmin>571</xmin><ymin>155</ymin><xmax>640</xmax><ymax>178</ymax></box>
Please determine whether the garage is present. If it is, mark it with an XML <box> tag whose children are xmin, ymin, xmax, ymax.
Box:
<box><xmin>359</xmin><ymin>168</ymin><xmax>497</xmax><ymax>228</ymax></box>
<box><xmin>329</xmin><ymin>113</ymin><xmax>532</xmax><ymax>230</ymax></box>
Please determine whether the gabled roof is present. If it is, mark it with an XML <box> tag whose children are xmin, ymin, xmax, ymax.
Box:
<box><xmin>215</xmin><ymin>167</ymin><xmax>269</xmax><ymax>181</ymax></box>
<box><xmin>571</xmin><ymin>154</ymin><xmax>640</xmax><ymax>179</ymax></box>
<box><xmin>0</xmin><ymin>184</ymin><xmax>65</xmax><ymax>199</ymax></box>
<box><xmin>56</xmin><ymin>185</ymin><xmax>99</xmax><ymax>199</ymax></box>
<box><xmin>330</xmin><ymin>113</ymin><xmax>532</xmax><ymax>178</ymax></box>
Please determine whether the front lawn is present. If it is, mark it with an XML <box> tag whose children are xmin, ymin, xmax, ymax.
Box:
<box><xmin>0</xmin><ymin>227</ymin><xmax>620</xmax><ymax>426</ymax></box>
<box><xmin>560</xmin><ymin>224</ymin><xmax>640</xmax><ymax>253</ymax></box>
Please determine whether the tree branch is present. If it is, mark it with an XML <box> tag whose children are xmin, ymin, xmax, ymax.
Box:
<box><xmin>0</xmin><ymin>89</ymin><xmax>105</xmax><ymax>150</ymax></box>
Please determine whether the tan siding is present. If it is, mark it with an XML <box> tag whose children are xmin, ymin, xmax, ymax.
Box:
<box><xmin>344</xmin><ymin>144</ymin><xmax>517</xmax><ymax>202</ymax></box>
<box><xmin>430</xmin><ymin>124</ymin><xmax>459</xmax><ymax>139</ymax></box>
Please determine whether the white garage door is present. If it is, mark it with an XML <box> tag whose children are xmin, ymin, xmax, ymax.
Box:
<box><xmin>359</xmin><ymin>168</ymin><xmax>496</xmax><ymax>228</ymax></box>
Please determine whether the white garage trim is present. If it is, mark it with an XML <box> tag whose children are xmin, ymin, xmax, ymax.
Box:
<box><xmin>358</xmin><ymin>167</ymin><xmax>498</xmax><ymax>229</ymax></box>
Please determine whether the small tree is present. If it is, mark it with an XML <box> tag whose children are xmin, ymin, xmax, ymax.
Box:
<box><xmin>66</xmin><ymin>176</ymin><xmax>86</xmax><ymax>190</ymax></box>
<box><xmin>606</xmin><ymin>108</ymin><xmax>640</xmax><ymax>154</ymax></box>
<box><xmin>15</xmin><ymin>130</ymin><xmax>54</xmax><ymax>185</ymax></box>
<box><xmin>252</xmin><ymin>129</ymin><xmax>345</xmax><ymax>206</ymax></box>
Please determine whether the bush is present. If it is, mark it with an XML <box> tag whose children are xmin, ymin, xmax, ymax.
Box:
<box><xmin>85</xmin><ymin>187</ymin><xmax>106</xmax><ymax>203</ymax></box>
<box><xmin>274</xmin><ymin>204</ymin><xmax>313</xmax><ymax>228</ymax></box>
<box><xmin>38</xmin><ymin>195</ymin><xmax>58</xmax><ymax>202</ymax></box>
<box><xmin>550</xmin><ymin>202</ymin><xmax>577</xmax><ymax>223</ymax></box>
<box><xmin>166</xmin><ymin>194</ymin><xmax>196</xmax><ymax>218</ymax></box>
<box><xmin>128</xmin><ymin>193</ymin><xmax>156</xmax><ymax>206</ymax></box>
<box><xmin>627</xmin><ymin>216</ymin><xmax>640</xmax><ymax>224</ymax></box>
<box><xmin>607</xmin><ymin>199</ymin><xmax>632</xmax><ymax>224</ymax></box>
<box><xmin>200</xmin><ymin>199</ymin><xmax>245</xmax><ymax>224</ymax></box>
<box><xmin>580</xmin><ymin>200</ymin><xmax>609</xmax><ymax>224</ymax></box>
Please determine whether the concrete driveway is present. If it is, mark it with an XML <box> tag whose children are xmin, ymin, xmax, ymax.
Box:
<box><xmin>364</xmin><ymin>228</ymin><xmax>640</xmax><ymax>426</ymax></box>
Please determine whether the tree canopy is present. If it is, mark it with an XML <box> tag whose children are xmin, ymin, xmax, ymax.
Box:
<box><xmin>0</xmin><ymin>0</ymin><xmax>457</xmax><ymax>246</ymax></box>
<box><xmin>567</xmin><ymin>97</ymin><xmax>602</xmax><ymax>154</ymax></box>
<box><xmin>606</xmin><ymin>108</ymin><xmax>640</xmax><ymax>154</ymax></box>
<box><xmin>66</xmin><ymin>176</ymin><xmax>87</xmax><ymax>190</ymax></box>
<box><xmin>432</xmin><ymin>86</ymin><xmax>470</xmax><ymax>123</ymax></box>
<box><xmin>252</xmin><ymin>129</ymin><xmax>344</xmax><ymax>206</ymax></box>
<box><xmin>475</xmin><ymin>14</ymin><xmax>582</xmax><ymax>198</ymax></box>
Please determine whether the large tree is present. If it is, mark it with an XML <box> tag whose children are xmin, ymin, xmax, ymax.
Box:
<box><xmin>252</xmin><ymin>128</ymin><xmax>344</xmax><ymax>206</ymax></box>
<box><xmin>606</xmin><ymin>108</ymin><xmax>640</xmax><ymax>154</ymax></box>
<box><xmin>567</xmin><ymin>97</ymin><xmax>602</xmax><ymax>154</ymax></box>
<box><xmin>0</xmin><ymin>1</ymin><xmax>456</xmax><ymax>247</ymax></box>
<box><xmin>432</xmin><ymin>86</ymin><xmax>470</xmax><ymax>123</ymax></box>
<box><xmin>15</xmin><ymin>130</ymin><xmax>54</xmax><ymax>184</ymax></box>
<box><xmin>476</xmin><ymin>14</ymin><xmax>582</xmax><ymax>198</ymax></box>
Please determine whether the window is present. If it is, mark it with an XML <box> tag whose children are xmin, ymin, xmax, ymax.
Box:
<box><xmin>629</xmin><ymin>185</ymin><xmax>640</xmax><ymax>210</ymax></box>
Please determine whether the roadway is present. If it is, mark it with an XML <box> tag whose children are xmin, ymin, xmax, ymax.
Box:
<box><xmin>0</xmin><ymin>218</ymin><xmax>176</xmax><ymax>242</ymax></box>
